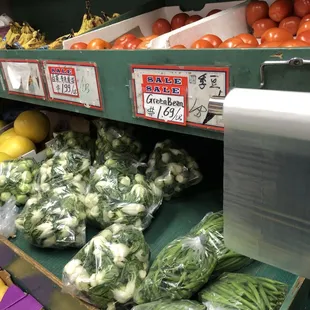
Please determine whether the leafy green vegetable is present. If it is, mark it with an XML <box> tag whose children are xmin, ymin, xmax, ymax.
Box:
<box><xmin>146</xmin><ymin>140</ymin><xmax>202</xmax><ymax>200</ymax></box>
<box><xmin>84</xmin><ymin>153</ymin><xmax>163</xmax><ymax>230</ymax></box>
<box><xmin>33</xmin><ymin>148</ymin><xmax>91</xmax><ymax>196</ymax></box>
<box><xmin>134</xmin><ymin>234</ymin><xmax>217</xmax><ymax>304</ymax></box>
<box><xmin>45</xmin><ymin>131</ymin><xmax>93</xmax><ymax>158</ymax></box>
<box><xmin>63</xmin><ymin>224</ymin><xmax>150</xmax><ymax>309</ymax></box>
<box><xmin>190</xmin><ymin>212</ymin><xmax>252</xmax><ymax>274</ymax></box>
<box><xmin>199</xmin><ymin>273</ymin><xmax>288</xmax><ymax>310</ymax></box>
<box><xmin>94</xmin><ymin>119</ymin><xmax>142</xmax><ymax>164</ymax></box>
<box><xmin>132</xmin><ymin>300</ymin><xmax>206</xmax><ymax>310</ymax></box>
<box><xmin>0</xmin><ymin>158</ymin><xmax>38</xmax><ymax>206</ymax></box>
<box><xmin>15</xmin><ymin>188</ymin><xmax>86</xmax><ymax>248</ymax></box>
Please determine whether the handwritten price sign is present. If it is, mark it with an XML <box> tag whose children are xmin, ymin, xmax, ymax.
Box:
<box><xmin>49</xmin><ymin>67</ymin><xmax>79</xmax><ymax>97</ymax></box>
<box><xmin>141</xmin><ymin>75</ymin><xmax>187</xmax><ymax>126</ymax></box>
<box><xmin>44</xmin><ymin>61</ymin><xmax>103</xmax><ymax>111</ymax></box>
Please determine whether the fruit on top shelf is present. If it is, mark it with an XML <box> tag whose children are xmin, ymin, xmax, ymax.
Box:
<box><xmin>14</xmin><ymin>110</ymin><xmax>50</xmax><ymax>144</ymax></box>
<box><xmin>0</xmin><ymin>135</ymin><xmax>35</xmax><ymax>158</ymax></box>
<box><xmin>0</xmin><ymin>152</ymin><xmax>13</xmax><ymax>163</ymax></box>
<box><xmin>246</xmin><ymin>0</ymin><xmax>269</xmax><ymax>26</ymax></box>
<box><xmin>279</xmin><ymin>16</ymin><xmax>301</xmax><ymax>34</ymax></box>
<box><xmin>0</xmin><ymin>128</ymin><xmax>17</xmax><ymax>146</ymax></box>
<box><xmin>152</xmin><ymin>18</ymin><xmax>171</xmax><ymax>35</ymax></box>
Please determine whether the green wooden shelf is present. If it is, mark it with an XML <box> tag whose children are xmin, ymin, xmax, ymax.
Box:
<box><xmin>8</xmin><ymin>183</ymin><xmax>310</xmax><ymax>309</ymax></box>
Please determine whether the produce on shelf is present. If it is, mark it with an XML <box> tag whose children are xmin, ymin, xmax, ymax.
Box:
<box><xmin>45</xmin><ymin>131</ymin><xmax>92</xmax><ymax>159</ymax></box>
<box><xmin>0</xmin><ymin>158</ymin><xmax>38</xmax><ymax>206</ymax></box>
<box><xmin>0</xmin><ymin>278</ymin><xmax>8</xmax><ymax>300</ymax></box>
<box><xmin>15</xmin><ymin>188</ymin><xmax>86</xmax><ymax>248</ymax></box>
<box><xmin>134</xmin><ymin>232</ymin><xmax>216</xmax><ymax>303</ymax></box>
<box><xmin>0</xmin><ymin>153</ymin><xmax>13</xmax><ymax>163</ymax></box>
<box><xmin>189</xmin><ymin>212</ymin><xmax>252</xmax><ymax>274</ymax></box>
<box><xmin>0</xmin><ymin>135</ymin><xmax>35</xmax><ymax>159</ymax></box>
<box><xmin>132</xmin><ymin>300</ymin><xmax>206</xmax><ymax>310</ymax></box>
<box><xmin>63</xmin><ymin>224</ymin><xmax>150</xmax><ymax>309</ymax></box>
<box><xmin>0</xmin><ymin>128</ymin><xmax>17</xmax><ymax>145</ymax></box>
<box><xmin>0</xmin><ymin>22</ymin><xmax>22</xmax><ymax>49</ymax></box>
<box><xmin>84</xmin><ymin>152</ymin><xmax>162</xmax><ymax>229</ymax></box>
<box><xmin>146</xmin><ymin>140</ymin><xmax>202</xmax><ymax>200</ymax></box>
<box><xmin>14</xmin><ymin>110</ymin><xmax>50</xmax><ymax>143</ymax></box>
<box><xmin>0</xmin><ymin>199</ymin><xmax>19</xmax><ymax>238</ymax></box>
<box><xmin>94</xmin><ymin>119</ymin><xmax>142</xmax><ymax>164</ymax></box>
<box><xmin>33</xmin><ymin>148</ymin><xmax>91</xmax><ymax>196</ymax></box>
<box><xmin>199</xmin><ymin>273</ymin><xmax>288</xmax><ymax>310</ymax></box>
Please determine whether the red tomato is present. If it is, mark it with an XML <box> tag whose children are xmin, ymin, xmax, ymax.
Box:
<box><xmin>200</xmin><ymin>34</ymin><xmax>222</xmax><ymax>47</ymax></box>
<box><xmin>206</xmin><ymin>9</ymin><xmax>222</xmax><ymax>16</ymax></box>
<box><xmin>70</xmin><ymin>42</ymin><xmax>87</xmax><ymax>50</ymax></box>
<box><xmin>111</xmin><ymin>45</ymin><xmax>124</xmax><ymax>50</ymax></box>
<box><xmin>236</xmin><ymin>33</ymin><xmax>258</xmax><ymax>46</ymax></box>
<box><xmin>87</xmin><ymin>38</ymin><xmax>111</xmax><ymax>50</ymax></box>
<box><xmin>185</xmin><ymin>15</ymin><xmax>202</xmax><ymax>25</ymax></box>
<box><xmin>297</xmin><ymin>20</ymin><xmax>310</xmax><ymax>34</ymax></box>
<box><xmin>236</xmin><ymin>43</ymin><xmax>254</xmax><ymax>47</ymax></box>
<box><xmin>171</xmin><ymin>44</ymin><xmax>186</xmax><ymax>48</ymax></box>
<box><xmin>124</xmin><ymin>38</ymin><xmax>143</xmax><ymax>50</ymax></box>
<box><xmin>114</xmin><ymin>34</ymin><xmax>136</xmax><ymax>48</ymax></box>
<box><xmin>152</xmin><ymin>19</ymin><xmax>171</xmax><ymax>35</ymax></box>
<box><xmin>279</xmin><ymin>39</ymin><xmax>309</xmax><ymax>46</ymax></box>
<box><xmin>279</xmin><ymin>16</ymin><xmax>301</xmax><ymax>35</ymax></box>
<box><xmin>191</xmin><ymin>39</ymin><xmax>214</xmax><ymax>48</ymax></box>
<box><xmin>294</xmin><ymin>0</ymin><xmax>310</xmax><ymax>17</ymax></box>
<box><xmin>252</xmin><ymin>18</ymin><xmax>278</xmax><ymax>37</ymax></box>
<box><xmin>269</xmin><ymin>0</ymin><xmax>293</xmax><ymax>22</ymax></box>
<box><xmin>246</xmin><ymin>1</ymin><xmax>269</xmax><ymax>26</ymax></box>
<box><xmin>300</xmin><ymin>13</ymin><xmax>310</xmax><ymax>25</ymax></box>
<box><xmin>219</xmin><ymin>37</ymin><xmax>243</xmax><ymax>48</ymax></box>
<box><xmin>259</xmin><ymin>41</ymin><xmax>282</xmax><ymax>47</ymax></box>
<box><xmin>171</xmin><ymin>13</ymin><xmax>189</xmax><ymax>30</ymax></box>
<box><xmin>297</xmin><ymin>29</ymin><xmax>310</xmax><ymax>42</ymax></box>
<box><xmin>261</xmin><ymin>27</ymin><xmax>293</xmax><ymax>42</ymax></box>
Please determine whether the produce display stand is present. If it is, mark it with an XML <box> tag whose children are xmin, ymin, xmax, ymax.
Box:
<box><xmin>1</xmin><ymin>0</ymin><xmax>310</xmax><ymax>309</ymax></box>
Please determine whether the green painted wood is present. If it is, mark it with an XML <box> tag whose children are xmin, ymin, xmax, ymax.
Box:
<box><xmin>0</xmin><ymin>48</ymin><xmax>310</xmax><ymax>139</ymax></box>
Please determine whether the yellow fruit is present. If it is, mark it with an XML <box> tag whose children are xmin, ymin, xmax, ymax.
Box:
<box><xmin>0</xmin><ymin>152</ymin><xmax>13</xmax><ymax>162</ymax></box>
<box><xmin>0</xmin><ymin>128</ymin><xmax>17</xmax><ymax>146</ymax></box>
<box><xmin>0</xmin><ymin>278</ymin><xmax>8</xmax><ymax>301</ymax></box>
<box><xmin>0</xmin><ymin>135</ymin><xmax>35</xmax><ymax>158</ymax></box>
<box><xmin>14</xmin><ymin>110</ymin><xmax>50</xmax><ymax>143</ymax></box>
<box><xmin>0</xmin><ymin>120</ymin><xmax>6</xmax><ymax>129</ymax></box>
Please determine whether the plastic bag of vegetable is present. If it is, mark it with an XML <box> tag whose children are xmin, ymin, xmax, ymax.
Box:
<box><xmin>199</xmin><ymin>273</ymin><xmax>288</xmax><ymax>310</ymax></box>
<box><xmin>45</xmin><ymin>131</ymin><xmax>92</xmax><ymax>158</ymax></box>
<box><xmin>0</xmin><ymin>199</ymin><xmax>19</xmax><ymax>238</ymax></box>
<box><xmin>84</xmin><ymin>153</ymin><xmax>163</xmax><ymax>230</ymax></box>
<box><xmin>94</xmin><ymin>119</ymin><xmax>142</xmax><ymax>164</ymax></box>
<box><xmin>134</xmin><ymin>234</ymin><xmax>217</xmax><ymax>304</ymax></box>
<box><xmin>0</xmin><ymin>158</ymin><xmax>38</xmax><ymax>206</ymax></box>
<box><xmin>62</xmin><ymin>224</ymin><xmax>150</xmax><ymax>309</ymax></box>
<box><xmin>146</xmin><ymin>140</ymin><xmax>203</xmax><ymax>200</ymax></box>
<box><xmin>132</xmin><ymin>300</ymin><xmax>206</xmax><ymax>310</ymax></box>
<box><xmin>15</xmin><ymin>188</ymin><xmax>86</xmax><ymax>248</ymax></box>
<box><xmin>189</xmin><ymin>212</ymin><xmax>252</xmax><ymax>274</ymax></box>
<box><xmin>33</xmin><ymin>148</ymin><xmax>91</xmax><ymax>196</ymax></box>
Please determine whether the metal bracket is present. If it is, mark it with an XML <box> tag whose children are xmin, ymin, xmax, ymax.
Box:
<box><xmin>260</xmin><ymin>57</ymin><xmax>310</xmax><ymax>88</ymax></box>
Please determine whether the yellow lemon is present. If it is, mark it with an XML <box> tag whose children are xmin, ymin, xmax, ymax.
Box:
<box><xmin>0</xmin><ymin>135</ymin><xmax>35</xmax><ymax>158</ymax></box>
<box><xmin>14</xmin><ymin>110</ymin><xmax>50</xmax><ymax>143</ymax></box>
<box><xmin>0</xmin><ymin>128</ymin><xmax>17</xmax><ymax>146</ymax></box>
<box><xmin>0</xmin><ymin>152</ymin><xmax>13</xmax><ymax>162</ymax></box>
<box><xmin>0</xmin><ymin>120</ymin><xmax>6</xmax><ymax>129</ymax></box>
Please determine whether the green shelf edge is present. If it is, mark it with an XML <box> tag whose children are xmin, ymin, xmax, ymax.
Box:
<box><xmin>9</xmin><ymin>185</ymin><xmax>310</xmax><ymax>310</ymax></box>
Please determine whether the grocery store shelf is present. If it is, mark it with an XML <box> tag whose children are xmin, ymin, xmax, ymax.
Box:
<box><xmin>8</xmin><ymin>184</ymin><xmax>310</xmax><ymax>309</ymax></box>
<box><xmin>1</xmin><ymin>48</ymin><xmax>310</xmax><ymax>140</ymax></box>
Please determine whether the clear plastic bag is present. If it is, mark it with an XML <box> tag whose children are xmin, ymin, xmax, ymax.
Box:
<box><xmin>146</xmin><ymin>140</ymin><xmax>203</xmax><ymax>200</ymax></box>
<box><xmin>134</xmin><ymin>235</ymin><xmax>217</xmax><ymax>304</ymax></box>
<box><xmin>190</xmin><ymin>212</ymin><xmax>252</xmax><ymax>274</ymax></box>
<box><xmin>0</xmin><ymin>199</ymin><xmax>19</xmax><ymax>238</ymax></box>
<box><xmin>84</xmin><ymin>153</ymin><xmax>163</xmax><ymax>230</ymax></box>
<box><xmin>33</xmin><ymin>148</ymin><xmax>91</xmax><ymax>196</ymax></box>
<box><xmin>45</xmin><ymin>131</ymin><xmax>93</xmax><ymax>158</ymax></box>
<box><xmin>0</xmin><ymin>158</ymin><xmax>38</xmax><ymax>206</ymax></box>
<box><xmin>62</xmin><ymin>224</ymin><xmax>150</xmax><ymax>309</ymax></box>
<box><xmin>94</xmin><ymin>119</ymin><xmax>142</xmax><ymax>164</ymax></box>
<box><xmin>132</xmin><ymin>300</ymin><xmax>206</xmax><ymax>310</ymax></box>
<box><xmin>199</xmin><ymin>273</ymin><xmax>288</xmax><ymax>310</ymax></box>
<box><xmin>15</xmin><ymin>188</ymin><xmax>86</xmax><ymax>248</ymax></box>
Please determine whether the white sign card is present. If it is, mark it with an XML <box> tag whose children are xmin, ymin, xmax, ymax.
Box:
<box><xmin>43</xmin><ymin>61</ymin><xmax>102</xmax><ymax>111</ymax></box>
<box><xmin>0</xmin><ymin>60</ymin><xmax>45</xmax><ymax>99</ymax></box>
<box><xmin>132</xmin><ymin>65</ymin><xmax>229</xmax><ymax>129</ymax></box>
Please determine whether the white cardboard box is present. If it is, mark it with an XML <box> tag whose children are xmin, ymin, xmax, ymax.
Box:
<box><xmin>63</xmin><ymin>1</ymin><xmax>244</xmax><ymax>49</ymax></box>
